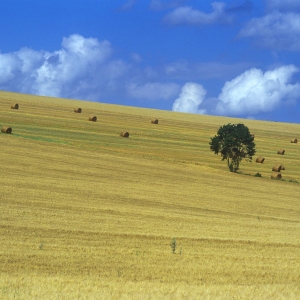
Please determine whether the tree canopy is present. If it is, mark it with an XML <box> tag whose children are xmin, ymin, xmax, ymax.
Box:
<box><xmin>209</xmin><ymin>123</ymin><xmax>256</xmax><ymax>172</ymax></box>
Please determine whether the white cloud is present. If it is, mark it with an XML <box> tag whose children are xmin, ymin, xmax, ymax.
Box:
<box><xmin>0</xmin><ymin>34</ymin><xmax>182</xmax><ymax>103</ymax></box>
<box><xmin>163</xmin><ymin>2</ymin><xmax>232</xmax><ymax>26</ymax></box>
<box><xmin>33</xmin><ymin>35</ymin><xmax>115</xmax><ymax>98</ymax></box>
<box><xmin>0</xmin><ymin>53</ymin><xmax>21</xmax><ymax>82</ymax></box>
<box><xmin>61</xmin><ymin>34</ymin><xmax>111</xmax><ymax>62</ymax></box>
<box><xmin>172</xmin><ymin>82</ymin><xmax>207</xmax><ymax>113</ymax></box>
<box><xmin>0</xmin><ymin>49</ymin><xmax>45</xmax><ymax>92</ymax></box>
<box><xmin>239</xmin><ymin>12</ymin><xmax>300</xmax><ymax>51</ymax></box>
<box><xmin>171</xmin><ymin>66</ymin><xmax>300</xmax><ymax>117</ymax></box>
<box><xmin>0</xmin><ymin>34</ymin><xmax>117</xmax><ymax>99</ymax></box>
<box><xmin>215</xmin><ymin>65</ymin><xmax>300</xmax><ymax>116</ymax></box>
<box><xmin>127</xmin><ymin>82</ymin><xmax>180</xmax><ymax>100</ymax></box>
<box><xmin>17</xmin><ymin>48</ymin><xmax>45</xmax><ymax>73</ymax></box>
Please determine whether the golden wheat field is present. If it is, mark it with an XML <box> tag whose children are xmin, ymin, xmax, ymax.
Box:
<box><xmin>0</xmin><ymin>91</ymin><xmax>299</xmax><ymax>299</ymax></box>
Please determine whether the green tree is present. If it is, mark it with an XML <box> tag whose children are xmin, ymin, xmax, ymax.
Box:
<box><xmin>209</xmin><ymin>123</ymin><xmax>256</xmax><ymax>172</ymax></box>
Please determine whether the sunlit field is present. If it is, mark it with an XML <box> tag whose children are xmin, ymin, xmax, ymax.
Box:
<box><xmin>1</xmin><ymin>91</ymin><xmax>299</xmax><ymax>299</ymax></box>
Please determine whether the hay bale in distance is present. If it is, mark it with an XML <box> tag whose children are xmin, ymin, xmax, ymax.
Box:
<box><xmin>272</xmin><ymin>164</ymin><xmax>282</xmax><ymax>172</ymax></box>
<box><xmin>151</xmin><ymin>119</ymin><xmax>159</xmax><ymax>124</ymax></box>
<box><xmin>291</xmin><ymin>138</ymin><xmax>298</xmax><ymax>143</ymax></box>
<box><xmin>277</xmin><ymin>149</ymin><xmax>285</xmax><ymax>155</ymax></box>
<box><xmin>1</xmin><ymin>126</ymin><xmax>12</xmax><ymax>134</ymax></box>
<box><xmin>280</xmin><ymin>164</ymin><xmax>285</xmax><ymax>171</ymax></box>
<box><xmin>256</xmin><ymin>156</ymin><xmax>265</xmax><ymax>163</ymax></box>
<box><xmin>11</xmin><ymin>103</ymin><xmax>19</xmax><ymax>109</ymax></box>
<box><xmin>74</xmin><ymin>108</ymin><xmax>82</xmax><ymax>113</ymax></box>
<box><xmin>271</xmin><ymin>173</ymin><xmax>282</xmax><ymax>180</ymax></box>
<box><xmin>89</xmin><ymin>116</ymin><xmax>97</xmax><ymax>122</ymax></box>
<box><xmin>120</xmin><ymin>131</ymin><xmax>129</xmax><ymax>138</ymax></box>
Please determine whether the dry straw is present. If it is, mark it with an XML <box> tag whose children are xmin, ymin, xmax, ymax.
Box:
<box><xmin>277</xmin><ymin>149</ymin><xmax>285</xmax><ymax>155</ymax></box>
<box><xmin>1</xmin><ymin>126</ymin><xmax>12</xmax><ymax>134</ymax></box>
<box><xmin>291</xmin><ymin>138</ymin><xmax>297</xmax><ymax>143</ymax></box>
<box><xmin>89</xmin><ymin>116</ymin><xmax>97</xmax><ymax>122</ymax></box>
<box><xmin>74</xmin><ymin>108</ymin><xmax>82</xmax><ymax>113</ymax></box>
<box><xmin>120</xmin><ymin>131</ymin><xmax>129</xmax><ymax>138</ymax></box>
<box><xmin>11</xmin><ymin>103</ymin><xmax>19</xmax><ymax>109</ymax></box>
<box><xmin>271</xmin><ymin>173</ymin><xmax>282</xmax><ymax>180</ymax></box>
<box><xmin>256</xmin><ymin>156</ymin><xmax>265</xmax><ymax>163</ymax></box>
<box><xmin>151</xmin><ymin>119</ymin><xmax>159</xmax><ymax>124</ymax></box>
<box><xmin>272</xmin><ymin>164</ymin><xmax>282</xmax><ymax>172</ymax></box>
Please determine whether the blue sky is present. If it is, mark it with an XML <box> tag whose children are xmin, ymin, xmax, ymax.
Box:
<box><xmin>1</xmin><ymin>0</ymin><xmax>300</xmax><ymax>123</ymax></box>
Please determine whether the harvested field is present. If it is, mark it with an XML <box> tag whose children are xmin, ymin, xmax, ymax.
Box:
<box><xmin>0</xmin><ymin>91</ymin><xmax>299</xmax><ymax>299</ymax></box>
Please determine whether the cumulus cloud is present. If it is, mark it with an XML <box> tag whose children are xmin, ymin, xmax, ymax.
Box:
<box><xmin>163</xmin><ymin>2</ymin><xmax>232</xmax><ymax>26</ymax></box>
<box><xmin>0</xmin><ymin>34</ymin><xmax>121</xmax><ymax>99</ymax></box>
<box><xmin>239</xmin><ymin>12</ymin><xmax>300</xmax><ymax>51</ymax></box>
<box><xmin>215</xmin><ymin>65</ymin><xmax>300</xmax><ymax>116</ymax></box>
<box><xmin>171</xmin><ymin>65</ymin><xmax>300</xmax><ymax>117</ymax></box>
<box><xmin>0</xmin><ymin>34</ymin><xmax>180</xmax><ymax>103</ymax></box>
<box><xmin>0</xmin><ymin>48</ymin><xmax>44</xmax><ymax>92</ymax></box>
<box><xmin>172</xmin><ymin>82</ymin><xmax>207</xmax><ymax>113</ymax></box>
<box><xmin>127</xmin><ymin>82</ymin><xmax>180</xmax><ymax>100</ymax></box>
<box><xmin>34</xmin><ymin>35</ymin><xmax>114</xmax><ymax>98</ymax></box>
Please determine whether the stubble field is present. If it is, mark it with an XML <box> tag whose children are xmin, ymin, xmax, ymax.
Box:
<box><xmin>0</xmin><ymin>91</ymin><xmax>299</xmax><ymax>299</ymax></box>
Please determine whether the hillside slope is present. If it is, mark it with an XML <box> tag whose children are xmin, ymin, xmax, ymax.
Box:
<box><xmin>1</xmin><ymin>91</ymin><xmax>299</xmax><ymax>299</ymax></box>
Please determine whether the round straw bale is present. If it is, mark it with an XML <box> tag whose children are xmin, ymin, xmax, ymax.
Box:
<box><xmin>280</xmin><ymin>164</ymin><xmax>285</xmax><ymax>171</ymax></box>
<box><xmin>1</xmin><ymin>126</ymin><xmax>12</xmax><ymax>134</ymax></box>
<box><xmin>74</xmin><ymin>108</ymin><xmax>82</xmax><ymax>113</ymax></box>
<box><xmin>272</xmin><ymin>164</ymin><xmax>282</xmax><ymax>172</ymax></box>
<box><xmin>277</xmin><ymin>149</ymin><xmax>285</xmax><ymax>155</ymax></box>
<box><xmin>271</xmin><ymin>173</ymin><xmax>282</xmax><ymax>180</ymax></box>
<box><xmin>89</xmin><ymin>116</ymin><xmax>97</xmax><ymax>122</ymax></box>
<box><xmin>120</xmin><ymin>131</ymin><xmax>129</xmax><ymax>138</ymax></box>
<box><xmin>11</xmin><ymin>103</ymin><xmax>19</xmax><ymax>109</ymax></box>
<box><xmin>256</xmin><ymin>156</ymin><xmax>265</xmax><ymax>163</ymax></box>
<box><xmin>151</xmin><ymin>119</ymin><xmax>159</xmax><ymax>124</ymax></box>
<box><xmin>291</xmin><ymin>138</ymin><xmax>297</xmax><ymax>143</ymax></box>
